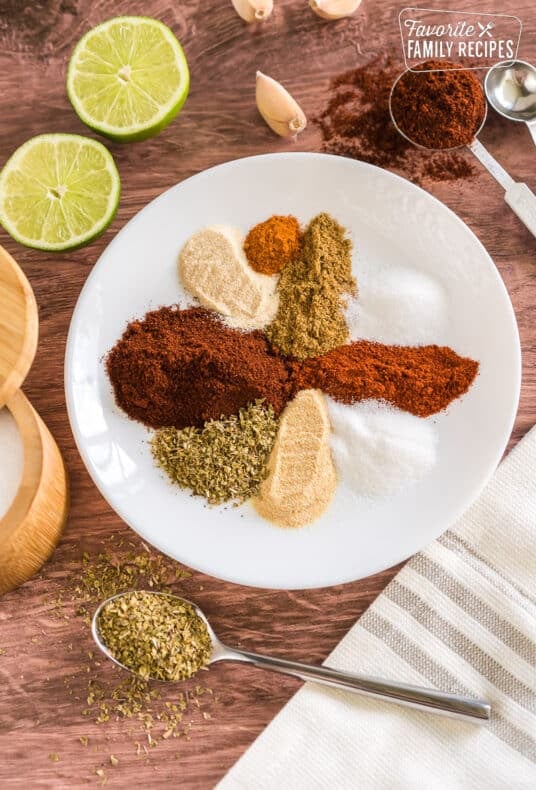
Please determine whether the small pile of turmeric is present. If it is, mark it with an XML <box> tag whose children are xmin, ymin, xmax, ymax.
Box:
<box><xmin>244</xmin><ymin>215</ymin><xmax>301</xmax><ymax>275</ymax></box>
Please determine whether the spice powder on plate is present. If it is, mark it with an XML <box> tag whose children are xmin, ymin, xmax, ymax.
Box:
<box><xmin>97</xmin><ymin>592</ymin><xmax>212</xmax><ymax>682</ymax></box>
<box><xmin>179</xmin><ymin>225</ymin><xmax>278</xmax><ymax>330</ymax></box>
<box><xmin>244</xmin><ymin>215</ymin><xmax>302</xmax><ymax>275</ymax></box>
<box><xmin>107</xmin><ymin>306</ymin><xmax>479</xmax><ymax>426</ymax></box>
<box><xmin>267</xmin><ymin>212</ymin><xmax>356</xmax><ymax>360</ymax></box>
<box><xmin>296</xmin><ymin>341</ymin><xmax>479</xmax><ymax>418</ymax></box>
<box><xmin>106</xmin><ymin>306</ymin><xmax>294</xmax><ymax>429</ymax></box>
<box><xmin>254</xmin><ymin>389</ymin><xmax>337</xmax><ymax>528</ymax></box>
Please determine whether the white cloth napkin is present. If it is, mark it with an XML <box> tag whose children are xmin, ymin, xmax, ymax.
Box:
<box><xmin>218</xmin><ymin>427</ymin><xmax>536</xmax><ymax>789</ymax></box>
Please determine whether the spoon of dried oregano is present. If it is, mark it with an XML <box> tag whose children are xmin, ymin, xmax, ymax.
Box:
<box><xmin>92</xmin><ymin>590</ymin><xmax>489</xmax><ymax>723</ymax></box>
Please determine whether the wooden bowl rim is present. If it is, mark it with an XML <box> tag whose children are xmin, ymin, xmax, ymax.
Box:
<box><xmin>0</xmin><ymin>246</ymin><xmax>39</xmax><ymax>409</ymax></box>
<box><xmin>0</xmin><ymin>389</ymin><xmax>44</xmax><ymax>539</ymax></box>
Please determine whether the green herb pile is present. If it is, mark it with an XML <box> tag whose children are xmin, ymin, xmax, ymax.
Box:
<box><xmin>98</xmin><ymin>592</ymin><xmax>213</xmax><ymax>682</ymax></box>
<box><xmin>151</xmin><ymin>401</ymin><xmax>278</xmax><ymax>504</ymax></box>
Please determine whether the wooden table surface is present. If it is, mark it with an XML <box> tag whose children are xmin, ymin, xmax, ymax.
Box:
<box><xmin>0</xmin><ymin>1</ymin><xmax>534</xmax><ymax>787</ymax></box>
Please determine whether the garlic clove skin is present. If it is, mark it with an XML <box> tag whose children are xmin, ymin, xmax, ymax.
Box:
<box><xmin>232</xmin><ymin>0</ymin><xmax>274</xmax><ymax>23</ymax></box>
<box><xmin>256</xmin><ymin>71</ymin><xmax>307</xmax><ymax>138</ymax></box>
<box><xmin>309</xmin><ymin>0</ymin><xmax>362</xmax><ymax>20</ymax></box>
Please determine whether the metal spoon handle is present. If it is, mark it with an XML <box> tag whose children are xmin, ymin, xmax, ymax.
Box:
<box><xmin>526</xmin><ymin>119</ymin><xmax>536</xmax><ymax>148</ymax></box>
<box><xmin>221</xmin><ymin>646</ymin><xmax>490</xmax><ymax>723</ymax></box>
<box><xmin>468</xmin><ymin>138</ymin><xmax>515</xmax><ymax>190</ymax></box>
<box><xmin>504</xmin><ymin>182</ymin><xmax>536</xmax><ymax>238</ymax></box>
<box><xmin>469</xmin><ymin>139</ymin><xmax>536</xmax><ymax>238</ymax></box>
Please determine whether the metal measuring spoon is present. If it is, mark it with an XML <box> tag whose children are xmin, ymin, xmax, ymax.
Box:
<box><xmin>389</xmin><ymin>68</ymin><xmax>536</xmax><ymax>239</ymax></box>
<box><xmin>92</xmin><ymin>591</ymin><xmax>490</xmax><ymax>723</ymax></box>
<box><xmin>485</xmin><ymin>60</ymin><xmax>536</xmax><ymax>146</ymax></box>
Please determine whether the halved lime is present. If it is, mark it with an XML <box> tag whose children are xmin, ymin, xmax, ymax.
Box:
<box><xmin>0</xmin><ymin>134</ymin><xmax>120</xmax><ymax>251</ymax></box>
<box><xmin>67</xmin><ymin>16</ymin><xmax>190</xmax><ymax>142</ymax></box>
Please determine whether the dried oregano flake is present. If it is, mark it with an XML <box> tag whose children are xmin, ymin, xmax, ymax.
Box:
<box><xmin>72</xmin><ymin>545</ymin><xmax>190</xmax><ymax>623</ymax></box>
<box><xmin>53</xmin><ymin>537</ymin><xmax>217</xmax><ymax>759</ymax></box>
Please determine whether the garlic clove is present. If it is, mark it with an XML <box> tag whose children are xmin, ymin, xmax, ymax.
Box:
<box><xmin>232</xmin><ymin>0</ymin><xmax>274</xmax><ymax>23</ymax></box>
<box><xmin>309</xmin><ymin>0</ymin><xmax>362</xmax><ymax>20</ymax></box>
<box><xmin>255</xmin><ymin>71</ymin><xmax>307</xmax><ymax>138</ymax></box>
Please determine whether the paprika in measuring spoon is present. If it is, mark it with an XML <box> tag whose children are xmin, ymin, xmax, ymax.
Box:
<box><xmin>390</xmin><ymin>60</ymin><xmax>486</xmax><ymax>150</ymax></box>
<box><xmin>389</xmin><ymin>60</ymin><xmax>536</xmax><ymax>238</ymax></box>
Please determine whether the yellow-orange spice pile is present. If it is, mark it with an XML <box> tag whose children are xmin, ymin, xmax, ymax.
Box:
<box><xmin>244</xmin><ymin>215</ymin><xmax>301</xmax><ymax>275</ymax></box>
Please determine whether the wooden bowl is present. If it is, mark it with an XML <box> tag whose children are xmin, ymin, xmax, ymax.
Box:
<box><xmin>0</xmin><ymin>246</ymin><xmax>38</xmax><ymax>409</ymax></box>
<box><xmin>0</xmin><ymin>390</ymin><xmax>68</xmax><ymax>595</ymax></box>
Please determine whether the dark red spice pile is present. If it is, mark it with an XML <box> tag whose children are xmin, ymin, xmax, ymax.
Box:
<box><xmin>390</xmin><ymin>60</ymin><xmax>486</xmax><ymax>150</ymax></box>
<box><xmin>106</xmin><ymin>306</ymin><xmax>295</xmax><ymax>429</ymax></box>
<box><xmin>315</xmin><ymin>57</ymin><xmax>477</xmax><ymax>185</ymax></box>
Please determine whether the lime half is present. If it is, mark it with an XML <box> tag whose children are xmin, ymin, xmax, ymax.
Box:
<box><xmin>0</xmin><ymin>134</ymin><xmax>120</xmax><ymax>251</ymax></box>
<box><xmin>67</xmin><ymin>16</ymin><xmax>190</xmax><ymax>142</ymax></box>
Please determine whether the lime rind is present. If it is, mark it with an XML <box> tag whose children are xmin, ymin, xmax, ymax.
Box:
<box><xmin>0</xmin><ymin>133</ymin><xmax>120</xmax><ymax>252</ymax></box>
<box><xmin>66</xmin><ymin>16</ymin><xmax>190</xmax><ymax>142</ymax></box>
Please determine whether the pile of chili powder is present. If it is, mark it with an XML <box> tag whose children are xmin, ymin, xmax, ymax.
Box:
<box><xmin>315</xmin><ymin>56</ymin><xmax>478</xmax><ymax>185</ymax></box>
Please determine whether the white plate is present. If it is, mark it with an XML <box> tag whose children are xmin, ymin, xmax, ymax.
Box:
<box><xmin>65</xmin><ymin>153</ymin><xmax>521</xmax><ymax>589</ymax></box>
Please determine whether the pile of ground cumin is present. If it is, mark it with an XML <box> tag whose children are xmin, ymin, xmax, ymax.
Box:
<box><xmin>267</xmin><ymin>213</ymin><xmax>356</xmax><ymax>360</ymax></box>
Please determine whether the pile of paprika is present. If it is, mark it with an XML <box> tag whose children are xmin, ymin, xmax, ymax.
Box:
<box><xmin>295</xmin><ymin>341</ymin><xmax>479</xmax><ymax>418</ymax></box>
<box><xmin>390</xmin><ymin>60</ymin><xmax>486</xmax><ymax>150</ymax></box>
<box><xmin>315</xmin><ymin>57</ymin><xmax>477</xmax><ymax>183</ymax></box>
<box><xmin>106</xmin><ymin>306</ymin><xmax>295</xmax><ymax>429</ymax></box>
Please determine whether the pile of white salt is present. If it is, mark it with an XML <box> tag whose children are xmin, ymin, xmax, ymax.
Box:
<box><xmin>0</xmin><ymin>408</ymin><xmax>23</xmax><ymax>518</ymax></box>
<box><xmin>346</xmin><ymin>260</ymin><xmax>448</xmax><ymax>345</ymax></box>
<box><xmin>339</xmin><ymin>258</ymin><xmax>446</xmax><ymax>496</ymax></box>
<box><xmin>327</xmin><ymin>399</ymin><xmax>437</xmax><ymax>497</ymax></box>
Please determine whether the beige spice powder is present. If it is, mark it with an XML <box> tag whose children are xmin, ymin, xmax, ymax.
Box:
<box><xmin>179</xmin><ymin>225</ymin><xmax>278</xmax><ymax>330</ymax></box>
<box><xmin>253</xmin><ymin>389</ymin><xmax>337</xmax><ymax>528</ymax></box>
